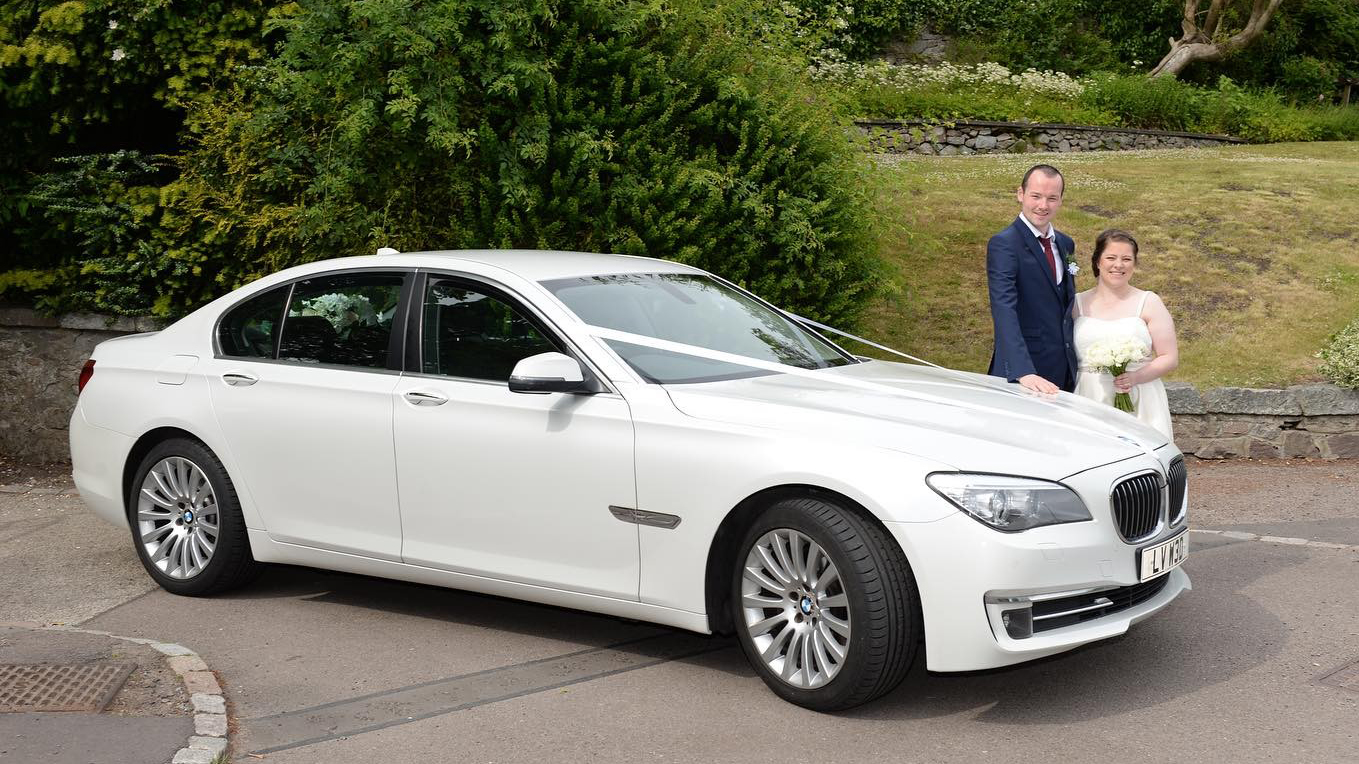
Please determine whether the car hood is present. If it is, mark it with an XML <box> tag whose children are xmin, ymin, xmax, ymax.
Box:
<box><xmin>663</xmin><ymin>360</ymin><xmax>1169</xmax><ymax>480</ymax></box>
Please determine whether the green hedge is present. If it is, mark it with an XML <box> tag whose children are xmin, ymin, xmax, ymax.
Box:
<box><xmin>0</xmin><ymin>151</ymin><xmax>184</xmax><ymax>315</ymax></box>
<box><xmin>0</xmin><ymin>0</ymin><xmax>274</xmax><ymax>269</ymax></box>
<box><xmin>1082</xmin><ymin>75</ymin><xmax>1359</xmax><ymax>142</ymax></box>
<box><xmin>2</xmin><ymin>0</ymin><xmax>884</xmax><ymax>323</ymax></box>
<box><xmin>1079</xmin><ymin>74</ymin><xmax>1204</xmax><ymax>132</ymax></box>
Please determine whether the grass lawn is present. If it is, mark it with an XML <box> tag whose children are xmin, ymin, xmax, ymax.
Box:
<box><xmin>858</xmin><ymin>142</ymin><xmax>1359</xmax><ymax>389</ymax></box>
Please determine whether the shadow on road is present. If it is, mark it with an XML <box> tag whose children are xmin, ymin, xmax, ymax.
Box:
<box><xmin>854</xmin><ymin>537</ymin><xmax>1302</xmax><ymax>724</ymax></box>
<box><xmin>201</xmin><ymin>527</ymin><xmax>1300</xmax><ymax>727</ymax></box>
<box><xmin>216</xmin><ymin>563</ymin><xmax>750</xmax><ymax>674</ymax></box>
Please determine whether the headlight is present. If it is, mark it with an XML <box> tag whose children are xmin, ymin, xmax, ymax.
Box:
<box><xmin>926</xmin><ymin>473</ymin><xmax>1091</xmax><ymax>532</ymax></box>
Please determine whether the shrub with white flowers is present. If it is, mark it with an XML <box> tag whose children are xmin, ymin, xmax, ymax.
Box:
<box><xmin>809</xmin><ymin>59</ymin><xmax>1086</xmax><ymax>99</ymax></box>
<box><xmin>1318</xmin><ymin>319</ymin><xmax>1359</xmax><ymax>390</ymax></box>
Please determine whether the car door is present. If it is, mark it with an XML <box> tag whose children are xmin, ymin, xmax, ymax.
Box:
<box><xmin>208</xmin><ymin>269</ymin><xmax>410</xmax><ymax>560</ymax></box>
<box><xmin>392</xmin><ymin>272</ymin><xmax>639</xmax><ymax>599</ymax></box>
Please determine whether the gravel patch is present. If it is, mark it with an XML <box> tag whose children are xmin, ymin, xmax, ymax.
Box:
<box><xmin>1187</xmin><ymin>458</ymin><xmax>1359</xmax><ymax>527</ymax></box>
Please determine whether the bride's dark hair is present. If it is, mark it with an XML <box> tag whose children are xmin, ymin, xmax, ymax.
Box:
<box><xmin>1092</xmin><ymin>229</ymin><xmax>1139</xmax><ymax>276</ymax></box>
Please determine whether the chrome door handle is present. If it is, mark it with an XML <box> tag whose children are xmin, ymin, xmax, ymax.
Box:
<box><xmin>404</xmin><ymin>391</ymin><xmax>448</xmax><ymax>406</ymax></box>
<box><xmin>222</xmin><ymin>372</ymin><xmax>259</xmax><ymax>387</ymax></box>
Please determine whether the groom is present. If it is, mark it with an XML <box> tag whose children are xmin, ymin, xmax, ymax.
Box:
<box><xmin>986</xmin><ymin>164</ymin><xmax>1078</xmax><ymax>394</ymax></box>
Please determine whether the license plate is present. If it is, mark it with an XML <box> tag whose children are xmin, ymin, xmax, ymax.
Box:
<box><xmin>1138</xmin><ymin>532</ymin><xmax>1188</xmax><ymax>582</ymax></box>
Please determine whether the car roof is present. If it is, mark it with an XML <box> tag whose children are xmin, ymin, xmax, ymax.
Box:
<box><xmin>379</xmin><ymin>249</ymin><xmax>704</xmax><ymax>282</ymax></box>
<box><xmin>192</xmin><ymin>249</ymin><xmax>712</xmax><ymax>325</ymax></box>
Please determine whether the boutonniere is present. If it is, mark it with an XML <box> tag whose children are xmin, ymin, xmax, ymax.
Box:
<box><xmin>1065</xmin><ymin>252</ymin><xmax>1080</xmax><ymax>276</ymax></box>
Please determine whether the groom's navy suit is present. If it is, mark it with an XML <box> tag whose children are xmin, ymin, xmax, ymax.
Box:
<box><xmin>986</xmin><ymin>217</ymin><xmax>1078</xmax><ymax>391</ymax></box>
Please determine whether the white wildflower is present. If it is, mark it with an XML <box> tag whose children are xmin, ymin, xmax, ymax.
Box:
<box><xmin>808</xmin><ymin>60</ymin><xmax>1086</xmax><ymax>99</ymax></box>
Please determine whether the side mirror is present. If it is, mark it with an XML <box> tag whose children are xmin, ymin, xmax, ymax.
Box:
<box><xmin>508</xmin><ymin>352</ymin><xmax>597</xmax><ymax>394</ymax></box>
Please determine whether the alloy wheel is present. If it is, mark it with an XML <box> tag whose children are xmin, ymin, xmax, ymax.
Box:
<box><xmin>740</xmin><ymin>528</ymin><xmax>852</xmax><ymax>689</ymax></box>
<box><xmin>136</xmin><ymin>456</ymin><xmax>220</xmax><ymax>579</ymax></box>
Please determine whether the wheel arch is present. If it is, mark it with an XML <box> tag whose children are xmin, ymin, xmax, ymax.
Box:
<box><xmin>121</xmin><ymin>426</ymin><xmax>210</xmax><ymax>516</ymax></box>
<box><xmin>702</xmin><ymin>484</ymin><xmax>912</xmax><ymax>635</ymax></box>
<box><xmin>122</xmin><ymin>425</ymin><xmax>265</xmax><ymax>595</ymax></box>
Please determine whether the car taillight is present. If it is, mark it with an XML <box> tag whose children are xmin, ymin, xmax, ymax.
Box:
<box><xmin>78</xmin><ymin>359</ymin><xmax>96</xmax><ymax>394</ymax></box>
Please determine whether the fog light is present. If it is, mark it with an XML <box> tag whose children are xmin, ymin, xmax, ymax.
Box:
<box><xmin>1001</xmin><ymin>607</ymin><xmax>1033</xmax><ymax>639</ymax></box>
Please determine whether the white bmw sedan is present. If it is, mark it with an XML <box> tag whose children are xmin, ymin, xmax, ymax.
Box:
<box><xmin>71</xmin><ymin>250</ymin><xmax>1189</xmax><ymax>710</ymax></box>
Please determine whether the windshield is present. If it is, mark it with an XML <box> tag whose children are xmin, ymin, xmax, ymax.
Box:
<box><xmin>540</xmin><ymin>273</ymin><xmax>855</xmax><ymax>384</ymax></box>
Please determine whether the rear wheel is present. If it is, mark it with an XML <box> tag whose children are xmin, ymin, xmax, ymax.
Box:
<box><xmin>731</xmin><ymin>496</ymin><xmax>919</xmax><ymax>710</ymax></box>
<box><xmin>128</xmin><ymin>438</ymin><xmax>261</xmax><ymax>595</ymax></box>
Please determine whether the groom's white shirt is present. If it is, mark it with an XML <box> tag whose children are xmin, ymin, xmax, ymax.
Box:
<box><xmin>1017</xmin><ymin>213</ymin><xmax>1062</xmax><ymax>284</ymax></box>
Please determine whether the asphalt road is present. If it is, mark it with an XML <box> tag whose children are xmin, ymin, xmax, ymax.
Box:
<box><xmin>2</xmin><ymin>460</ymin><xmax>1357</xmax><ymax>763</ymax></box>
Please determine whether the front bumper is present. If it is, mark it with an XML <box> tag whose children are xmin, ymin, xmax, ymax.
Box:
<box><xmin>887</xmin><ymin>455</ymin><xmax>1191</xmax><ymax>672</ymax></box>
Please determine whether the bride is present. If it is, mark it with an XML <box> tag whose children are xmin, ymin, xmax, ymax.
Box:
<box><xmin>1073</xmin><ymin>229</ymin><xmax>1179</xmax><ymax>440</ymax></box>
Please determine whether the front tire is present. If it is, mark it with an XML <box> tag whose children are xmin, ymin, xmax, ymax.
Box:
<box><xmin>128</xmin><ymin>438</ymin><xmax>261</xmax><ymax>596</ymax></box>
<box><xmin>731</xmin><ymin>496</ymin><xmax>919</xmax><ymax>711</ymax></box>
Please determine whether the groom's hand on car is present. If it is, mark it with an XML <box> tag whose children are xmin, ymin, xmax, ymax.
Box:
<box><xmin>1018</xmin><ymin>374</ymin><xmax>1060</xmax><ymax>394</ymax></box>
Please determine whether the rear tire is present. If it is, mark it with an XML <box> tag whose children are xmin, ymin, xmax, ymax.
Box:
<box><xmin>127</xmin><ymin>438</ymin><xmax>262</xmax><ymax>595</ymax></box>
<box><xmin>730</xmin><ymin>496</ymin><xmax>919</xmax><ymax>711</ymax></box>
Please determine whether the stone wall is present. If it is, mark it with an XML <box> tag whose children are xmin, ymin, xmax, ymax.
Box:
<box><xmin>1167</xmin><ymin>383</ymin><xmax>1359</xmax><ymax>459</ymax></box>
<box><xmin>883</xmin><ymin>29</ymin><xmax>950</xmax><ymax>64</ymax></box>
<box><xmin>2</xmin><ymin>309</ymin><xmax>1355</xmax><ymax>462</ymax></box>
<box><xmin>856</xmin><ymin>119</ymin><xmax>1242</xmax><ymax>155</ymax></box>
<box><xmin>0</xmin><ymin>308</ymin><xmax>162</xmax><ymax>463</ymax></box>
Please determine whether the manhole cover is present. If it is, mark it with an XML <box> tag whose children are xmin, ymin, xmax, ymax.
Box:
<box><xmin>0</xmin><ymin>662</ymin><xmax>136</xmax><ymax>712</ymax></box>
<box><xmin>1318</xmin><ymin>659</ymin><xmax>1359</xmax><ymax>694</ymax></box>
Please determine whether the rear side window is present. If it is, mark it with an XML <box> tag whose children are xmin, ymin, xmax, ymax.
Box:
<box><xmin>218</xmin><ymin>287</ymin><xmax>288</xmax><ymax>358</ymax></box>
<box><xmin>421</xmin><ymin>280</ymin><xmax>558</xmax><ymax>381</ymax></box>
<box><xmin>278</xmin><ymin>273</ymin><xmax>404</xmax><ymax>369</ymax></box>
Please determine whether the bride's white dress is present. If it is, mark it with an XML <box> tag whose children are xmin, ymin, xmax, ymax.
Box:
<box><xmin>1073</xmin><ymin>290</ymin><xmax>1174</xmax><ymax>440</ymax></box>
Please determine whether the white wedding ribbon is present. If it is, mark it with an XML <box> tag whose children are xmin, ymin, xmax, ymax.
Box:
<box><xmin>785</xmin><ymin>312</ymin><xmax>944</xmax><ymax>369</ymax></box>
<box><xmin>783</xmin><ymin>316</ymin><xmax>1165</xmax><ymax>462</ymax></box>
<box><xmin>580</xmin><ymin>323</ymin><xmax>1165</xmax><ymax>461</ymax></box>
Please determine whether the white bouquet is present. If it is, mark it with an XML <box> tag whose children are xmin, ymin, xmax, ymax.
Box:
<box><xmin>1084</xmin><ymin>335</ymin><xmax>1150</xmax><ymax>413</ymax></box>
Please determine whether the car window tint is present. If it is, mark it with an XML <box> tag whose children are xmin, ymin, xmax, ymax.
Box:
<box><xmin>279</xmin><ymin>273</ymin><xmax>403</xmax><ymax>369</ymax></box>
<box><xmin>422</xmin><ymin>281</ymin><xmax>557</xmax><ymax>381</ymax></box>
<box><xmin>218</xmin><ymin>287</ymin><xmax>288</xmax><ymax>359</ymax></box>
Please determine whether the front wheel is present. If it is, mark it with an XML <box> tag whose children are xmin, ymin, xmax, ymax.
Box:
<box><xmin>731</xmin><ymin>496</ymin><xmax>919</xmax><ymax>710</ymax></box>
<box><xmin>128</xmin><ymin>438</ymin><xmax>262</xmax><ymax>596</ymax></box>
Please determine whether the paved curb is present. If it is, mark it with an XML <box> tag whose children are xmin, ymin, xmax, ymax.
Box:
<box><xmin>1189</xmin><ymin>528</ymin><xmax>1359</xmax><ymax>552</ymax></box>
<box><xmin>37</xmin><ymin>625</ymin><xmax>230</xmax><ymax>764</ymax></box>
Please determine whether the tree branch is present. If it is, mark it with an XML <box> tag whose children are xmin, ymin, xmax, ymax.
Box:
<box><xmin>1151</xmin><ymin>0</ymin><xmax>1287</xmax><ymax>78</ymax></box>
<box><xmin>1181</xmin><ymin>0</ymin><xmax>1201</xmax><ymax>38</ymax></box>
<box><xmin>1224</xmin><ymin>0</ymin><xmax>1285</xmax><ymax>54</ymax></box>
<box><xmin>1202</xmin><ymin>0</ymin><xmax>1226</xmax><ymax>39</ymax></box>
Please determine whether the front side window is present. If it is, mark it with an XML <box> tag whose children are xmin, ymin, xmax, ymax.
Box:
<box><xmin>421</xmin><ymin>280</ymin><xmax>558</xmax><ymax>381</ymax></box>
<box><xmin>278</xmin><ymin>273</ymin><xmax>404</xmax><ymax>369</ymax></box>
<box><xmin>218</xmin><ymin>286</ymin><xmax>288</xmax><ymax>358</ymax></box>
<box><xmin>540</xmin><ymin>273</ymin><xmax>853</xmax><ymax>384</ymax></box>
